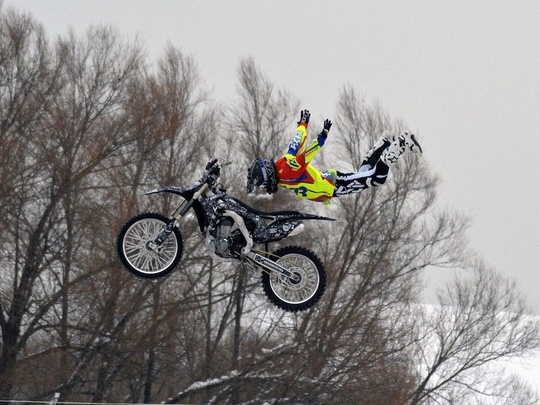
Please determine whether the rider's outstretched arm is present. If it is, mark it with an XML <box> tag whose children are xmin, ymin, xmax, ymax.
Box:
<box><xmin>304</xmin><ymin>119</ymin><xmax>332</xmax><ymax>164</ymax></box>
<box><xmin>286</xmin><ymin>109</ymin><xmax>310</xmax><ymax>157</ymax></box>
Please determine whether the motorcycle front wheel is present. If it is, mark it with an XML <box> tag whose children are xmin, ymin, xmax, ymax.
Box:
<box><xmin>117</xmin><ymin>213</ymin><xmax>183</xmax><ymax>279</ymax></box>
<box><xmin>261</xmin><ymin>246</ymin><xmax>327</xmax><ymax>312</ymax></box>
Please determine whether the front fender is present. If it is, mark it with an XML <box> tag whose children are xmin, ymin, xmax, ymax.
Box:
<box><xmin>145</xmin><ymin>186</ymin><xmax>195</xmax><ymax>200</ymax></box>
<box><xmin>145</xmin><ymin>186</ymin><xmax>207</xmax><ymax>233</ymax></box>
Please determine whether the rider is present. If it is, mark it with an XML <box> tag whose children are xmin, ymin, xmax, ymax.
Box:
<box><xmin>246</xmin><ymin>109</ymin><xmax>422</xmax><ymax>204</ymax></box>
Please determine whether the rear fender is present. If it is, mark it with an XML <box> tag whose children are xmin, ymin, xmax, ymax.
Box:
<box><xmin>145</xmin><ymin>186</ymin><xmax>207</xmax><ymax>233</ymax></box>
<box><xmin>279</xmin><ymin>213</ymin><xmax>336</xmax><ymax>222</ymax></box>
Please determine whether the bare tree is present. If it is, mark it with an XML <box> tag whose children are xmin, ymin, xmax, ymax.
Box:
<box><xmin>161</xmin><ymin>70</ymin><xmax>536</xmax><ymax>405</ymax></box>
<box><xmin>0</xmin><ymin>8</ymin><xmax>62</xmax><ymax>398</ymax></box>
<box><xmin>335</xmin><ymin>84</ymin><xmax>403</xmax><ymax>169</ymax></box>
<box><xmin>227</xmin><ymin>56</ymin><xmax>299</xmax><ymax>165</ymax></box>
<box><xmin>262</xmin><ymin>86</ymin><xmax>451</xmax><ymax>404</ymax></box>
<box><xmin>410</xmin><ymin>262</ymin><xmax>540</xmax><ymax>405</ymax></box>
<box><xmin>162</xmin><ymin>80</ymin><xmax>446</xmax><ymax>405</ymax></box>
<box><xmin>1</xmin><ymin>6</ymin><xmax>538</xmax><ymax>403</ymax></box>
<box><xmin>57</xmin><ymin>41</ymin><xmax>219</xmax><ymax>403</ymax></box>
<box><xmin>0</xmin><ymin>10</ymin><xmax>144</xmax><ymax>398</ymax></box>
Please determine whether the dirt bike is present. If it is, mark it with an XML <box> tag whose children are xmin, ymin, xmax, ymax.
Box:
<box><xmin>116</xmin><ymin>159</ymin><xmax>334</xmax><ymax>312</ymax></box>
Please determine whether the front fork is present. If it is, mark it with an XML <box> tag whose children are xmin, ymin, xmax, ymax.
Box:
<box><xmin>149</xmin><ymin>183</ymin><xmax>210</xmax><ymax>252</ymax></box>
<box><xmin>151</xmin><ymin>219</ymin><xmax>177</xmax><ymax>249</ymax></box>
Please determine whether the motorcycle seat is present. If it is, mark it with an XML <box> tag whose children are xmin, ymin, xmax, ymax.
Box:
<box><xmin>230</xmin><ymin>197</ymin><xmax>304</xmax><ymax>219</ymax></box>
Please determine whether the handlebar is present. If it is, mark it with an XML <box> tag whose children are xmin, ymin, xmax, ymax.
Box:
<box><xmin>205</xmin><ymin>158</ymin><xmax>218</xmax><ymax>171</ymax></box>
<box><xmin>199</xmin><ymin>159</ymin><xmax>222</xmax><ymax>186</ymax></box>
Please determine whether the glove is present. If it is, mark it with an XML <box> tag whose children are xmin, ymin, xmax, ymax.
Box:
<box><xmin>321</xmin><ymin>119</ymin><xmax>332</xmax><ymax>138</ymax></box>
<box><xmin>298</xmin><ymin>109</ymin><xmax>310</xmax><ymax>125</ymax></box>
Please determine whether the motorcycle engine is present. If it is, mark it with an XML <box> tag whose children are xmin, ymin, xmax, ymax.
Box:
<box><xmin>210</xmin><ymin>217</ymin><xmax>245</xmax><ymax>258</ymax></box>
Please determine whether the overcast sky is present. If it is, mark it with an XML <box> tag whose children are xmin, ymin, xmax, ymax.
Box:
<box><xmin>4</xmin><ymin>0</ymin><xmax>540</xmax><ymax>313</ymax></box>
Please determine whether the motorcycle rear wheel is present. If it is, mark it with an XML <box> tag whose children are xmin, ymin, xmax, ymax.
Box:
<box><xmin>261</xmin><ymin>246</ymin><xmax>326</xmax><ymax>312</ymax></box>
<box><xmin>117</xmin><ymin>213</ymin><xmax>183</xmax><ymax>279</ymax></box>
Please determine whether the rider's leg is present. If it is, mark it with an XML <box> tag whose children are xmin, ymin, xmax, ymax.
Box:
<box><xmin>332</xmin><ymin>132</ymin><xmax>421</xmax><ymax>197</ymax></box>
<box><xmin>361</xmin><ymin>134</ymin><xmax>392</xmax><ymax>170</ymax></box>
<box><xmin>333</xmin><ymin>160</ymin><xmax>389</xmax><ymax>197</ymax></box>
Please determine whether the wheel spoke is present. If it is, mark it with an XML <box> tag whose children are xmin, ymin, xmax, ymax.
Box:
<box><xmin>122</xmin><ymin>218</ymin><xmax>178</xmax><ymax>275</ymax></box>
<box><xmin>269</xmin><ymin>253</ymin><xmax>320</xmax><ymax>305</ymax></box>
